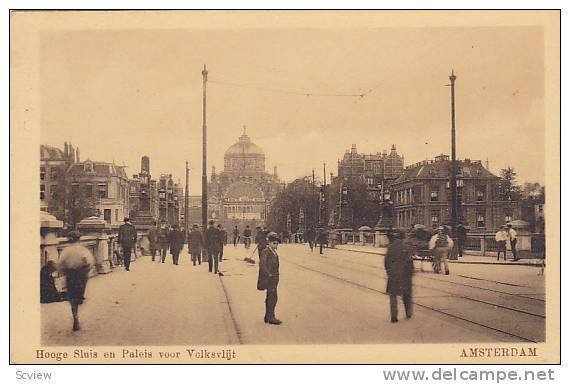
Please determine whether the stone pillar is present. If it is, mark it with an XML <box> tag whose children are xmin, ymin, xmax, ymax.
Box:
<box><xmin>77</xmin><ymin>216</ymin><xmax>112</xmax><ymax>274</ymax></box>
<box><xmin>509</xmin><ymin>220</ymin><xmax>531</xmax><ymax>257</ymax></box>
<box><xmin>40</xmin><ymin>211</ymin><xmax>63</xmax><ymax>267</ymax></box>
<box><xmin>359</xmin><ymin>231</ymin><xmax>365</xmax><ymax>246</ymax></box>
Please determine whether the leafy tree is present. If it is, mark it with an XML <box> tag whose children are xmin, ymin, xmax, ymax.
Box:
<box><xmin>499</xmin><ymin>166</ymin><xmax>522</xmax><ymax>201</ymax></box>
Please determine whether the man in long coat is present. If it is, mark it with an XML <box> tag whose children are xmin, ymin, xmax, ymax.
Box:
<box><xmin>188</xmin><ymin>224</ymin><xmax>203</xmax><ymax>266</ymax></box>
<box><xmin>148</xmin><ymin>221</ymin><xmax>159</xmax><ymax>261</ymax></box>
<box><xmin>168</xmin><ymin>224</ymin><xmax>186</xmax><ymax>265</ymax></box>
<box><xmin>204</xmin><ymin>220</ymin><xmax>220</xmax><ymax>273</ymax></box>
<box><xmin>384</xmin><ymin>230</ymin><xmax>414</xmax><ymax>323</ymax></box>
<box><xmin>157</xmin><ymin>221</ymin><xmax>170</xmax><ymax>263</ymax></box>
<box><xmin>118</xmin><ymin>217</ymin><xmax>137</xmax><ymax>271</ymax></box>
<box><xmin>259</xmin><ymin>231</ymin><xmax>282</xmax><ymax>325</ymax></box>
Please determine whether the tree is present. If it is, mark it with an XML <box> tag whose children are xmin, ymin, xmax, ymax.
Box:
<box><xmin>266</xmin><ymin>177</ymin><xmax>319</xmax><ymax>233</ymax></box>
<box><xmin>325</xmin><ymin>177</ymin><xmax>381</xmax><ymax>229</ymax></box>
<box><xmin>499</xmin><ymin>166</ymin><xmax>522</xmax><ymax>201</ymax></box>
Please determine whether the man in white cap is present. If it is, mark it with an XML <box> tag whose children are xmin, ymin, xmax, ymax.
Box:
<box><xmin>428</xmin><ymin>226</ymin><xmax>453</xmax><ymax>275</ymax></box>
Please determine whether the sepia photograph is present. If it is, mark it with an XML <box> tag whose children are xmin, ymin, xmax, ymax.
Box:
<box><xmin>10</xmin><ymin>10</ymin><xmax>560</xmax><ymax>364</ymax></box>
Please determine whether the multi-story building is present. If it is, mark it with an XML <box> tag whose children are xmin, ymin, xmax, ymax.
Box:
<box><xmin>40</xmin><ymin>142</ymin><xmax>78</xmax><ymax>220</ymax></box>
<box><xmin>337</xmin><ymin>144</ymin><xmax>404</xmax><ymax>188</ymax></box>
<box><xmin>391</xmin><ymin>154</ymin><xmax>521</xmax><ymax>231</ymax></box>
<box><xmin>67</xmin><ymin>159</ymin><xmax>130</xmax><ymax>227</ymax></box>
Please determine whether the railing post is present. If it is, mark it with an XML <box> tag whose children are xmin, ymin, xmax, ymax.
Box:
<box><xmin>481</xmin><ymin>235</ymin><xmax>486</xmax><ymax>256</ymax></box>
<box><xmin>40</xmin><ymin>211</ymin><xmax>63</xmax><ymax>267</ymax></box>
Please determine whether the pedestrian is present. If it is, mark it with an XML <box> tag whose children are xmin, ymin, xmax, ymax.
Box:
<box><xmin>317</xmin><ymin>227</ymin><xmax>328</xmax><ymax>255</ymax></box>
<box><xmin>232</xmin><ymin>225</ymin><xmax>240</xmax><ymax>247</ymax></box>
<box><xmin>217</xmin><ymin>224</ymin><xmax>227</xmax><ymax>263</ymax></box>
<box><xmin>385</xmin><ymin>230</ymin><xmax>414</xmax><ymax>323</ymax></box>
<box><xmin>305</xmin><ymin>226</ymin><xmax>316</xmax><ymax>252</ymax></box>
<box><xmin>157</xmin><ymin>221</ymin><xmax>170</xmax><ymax>263</ymax></box>
<box><xmin>495</xmin><ymin>226</ymin><xmax>508</xmax><ymax>261</ymax></box>
<box><xmin>148</xmin><ymin>221</ymin><xmax>159</xmax><ymax>261</ymax></box>
<box><xmin>168</xmin><ymin>224</ymin><xmax>186</xmax><ymax>265</ymax></box>
<box><xmin>255</xmin><ymin>226</ymin><xmax>268</xmax><ymax>259</ymax></box>
<box><xmin>58</xmin><ymin>231</ymin><xmax>94</xmax><ymax>331</ymax></box>
<box><xmin>243</xmin><ymin>225</ymin><xmax>252</xmax><ymax>249</ymax></box>
<box><xmin>506</xmin><ymin>223</ymin><xmax>519</xmax><ymax>261</ymax></box>
<box><xmin>258</xmin><ymin>231</ymin><xmax>282</xmax><ymax>325</ymax></box>
<box><xmin>40</xmin><ymin>260</ymin><xmax>64</xmax><ymax>303</ymax></box>
<box><xmin>428</xmin><ymin>226</ymin><xmax>453</xmax><ymax>275</ymax></box>
<box><xmin>204</xmin><ymin>220</ymin><xmax>220</xmax><ymax>274</ymax></box>
<box><xmin>188</xmin><ymin>224</ymin><xmax>203</xmax><ymax>266</ymax></box>
<box><xmin>118</xmin><ymin>217</ymin><xmax>137</xmax><ymax>271</ymax></box>
<box><xmin>456</xmin><ymin>224</ymin><xmax>468</xmax><ymax>258</ymax></box>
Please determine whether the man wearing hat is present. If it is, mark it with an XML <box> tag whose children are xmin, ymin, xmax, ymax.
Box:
<box><xmin>118</xmin><ymin>217</ymin><xmax>137</xmax><ymax>271</ymax></box>
<box><xmin>506</xmin><ymin>223</ymin><xmax>519</xmax><ymax>261</ymax></box>
<box><xmin>204</xmin><ymin>220</ymin><xmax>220</xmax><ymax>273</ymax></box>
<box><xmin>495</xmin><ymin>226</ymin><xmax>509</xmax><ymax>261</ymax></box>
<box><xmin>168</xmin><ymin>223</ymin><xmax>186</xmax><ymax>265</ymax></box>
<box><xmin>428</xmin><ymin>226</ymin><xmax>453</xmax><ymax>275</ymax></box>
<box><xmin>259</xmin><ymin>231</ymin><xmax>282</xmax><ymax>325</ymax></box>
<box><xmin>188</xmin><ymin>224</ymin><xmax>203</xmax><ymax>266</ymax></box>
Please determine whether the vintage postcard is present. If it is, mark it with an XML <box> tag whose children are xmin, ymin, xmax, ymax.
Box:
<box><xmin>10</xmin><ymin>10</ymin><xmax>560</xmax><ymax>364</ymax></box>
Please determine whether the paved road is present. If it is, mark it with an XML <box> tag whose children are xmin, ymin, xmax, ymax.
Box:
<box><xmin>42</xmin><ymin>244</ymin><xmax>545</xmax><ymax>345</ymax></box>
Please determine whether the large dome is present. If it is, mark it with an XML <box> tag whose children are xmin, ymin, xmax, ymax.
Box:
<box><xmin>225</xmin><ymin>133</ymin><xmax>264</xmax><ymax>157</ymax></box>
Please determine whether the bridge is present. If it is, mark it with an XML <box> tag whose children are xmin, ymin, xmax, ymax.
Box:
<box><xmin>41</xmin><ymin>241</ymin><xmax>545</xmax><ymax>346</ymax></box>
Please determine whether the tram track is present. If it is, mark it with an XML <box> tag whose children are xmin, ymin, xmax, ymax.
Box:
<box><xmin>298</xmin><ymin>251</ymin><xmax>545</xmax><ymax>319</ymax></box>
<box><xmin>325</xmin><ymin>247</ymin><xmax>546</xmax><ymax>303</ymax></box>
<box><xmin>281</xmin><ymin>256</ymin><xmax>540</xmax><ymax>343</ymax></box>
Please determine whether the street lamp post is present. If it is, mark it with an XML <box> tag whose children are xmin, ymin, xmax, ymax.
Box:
<box><xmin>449</xmin><ymin>70</ymin><xmax>459</xmax><ymax>259</ymax></box>
<box><xmin>201</xmin><ymin>65</ymin><xmax>208</xmax><ymax>232</ymax></box>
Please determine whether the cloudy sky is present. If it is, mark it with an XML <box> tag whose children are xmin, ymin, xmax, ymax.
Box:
<box><xmin>40</xmin><ymin>19</ymin><xmax>545</xmax><ymax>194</ymax></box>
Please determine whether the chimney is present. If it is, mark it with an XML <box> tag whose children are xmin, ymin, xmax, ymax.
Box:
<box><xmin>76</xmin><ymin>148</ymin><xmax>80</xmax><ymax>163</ymax></box>
<box><xmin>273</xmin><ymin>165</ymin><xmax>277</xmax><ymax>177</ymax></box>
<box><xmin>351</xmin><ymin>144</ymin><xmax>357</xmax><ymax>154</ymax></box>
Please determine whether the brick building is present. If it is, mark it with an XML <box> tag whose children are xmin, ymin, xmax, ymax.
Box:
<box><xmin>337</xmin><ymin>144</ymin><xmax>404</xmax><ymax>188</ymax></box>
<box><xmin>391</xmin><ymin>154</ymin><xmax>520</xmax><ymax>231</ymax></box>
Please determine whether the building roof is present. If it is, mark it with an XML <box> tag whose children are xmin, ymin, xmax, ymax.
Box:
<box><xmin>68</xmin><ymin>161</ymin><xmax>128</xmax><ymax>178</ymax></box>
<box><xmin>40</xmin><ymin>145</ymin><xmax>65</xmax><ymax>161</ymax></box>
<box><xmin>393</xmin><ymin>156</ymin><xmax>497</xmax><ymax>184</ymax></box>
<box><xmin>225</xmin><ymin>133</ymin><xmax>264</xmax><ymax>157</ymax></box>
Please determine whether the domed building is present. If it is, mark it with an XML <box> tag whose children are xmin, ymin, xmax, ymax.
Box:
<box><xmin>208</xmin><ymin>128</ymin><xmax>283</xmax><ymax>229</ymax></box>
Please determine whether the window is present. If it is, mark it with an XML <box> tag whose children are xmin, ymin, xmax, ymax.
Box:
<box><xmin>476</xmin><ymin>185</ymin><xmax>486</xmax><ymax>202</ymax></box>
<box><xmin>50</xmin><ymin>185</ymin><xmax>58</xmax><ymax>199</ymax></box>
<box><xmin>115</xmin><ymin>209</ymin><xmax>119</xmax><ymax>222</ymax></box>
<box><xmin>431</xmin><ymin>210</ymin><xmax>440</xmax><ymax>229</ymax></box>
<box><xmin>538</xmin><ymin>205</ymin><xmax>543</xmax><ymax>213</ymax></box>
<box><xmin>84</xmin><ymin>162</ymin><xmax>94</xmax><ymax>172</ymax></box>
<box><xmin>367</xmin><ymin>177</ymin><xmax>374</xmax><ymax>186</ymax></box>
<box><xmin>98</xmin><ymin>183</ymin><xmax>108</xmax><ymax>199</ymax></box>
<box><xmin>104</xmin><ymin>209</ymin><xmax>111</xmax><ymax>223</ymax></box>
<box><xmin>83</xmin><ymin>183</ymin><xmax>93</xmax><ymax>198</ymax></box>
<box><xmin>40</xmin><ymin>167</ymin><xmax>46</xmax><ymax>181</ymax></box>
<box><xmin>40</xmin><ymin>184</ymin><xmax>45</xmax><ymax>200</ymax></box>
<box><xmin>50</xmin><ymin>167</ymin><xmax>59</xmax><ymax>180</ymax></box>
<box><xmin>477</xmin><ymin>210</ymin><xmax>485</xmax><ymax>228</ymax></box>
<box><xmin>430</xmin><ymin>189</ymin><xmax>438</xmax><ymax>202</ymax></box>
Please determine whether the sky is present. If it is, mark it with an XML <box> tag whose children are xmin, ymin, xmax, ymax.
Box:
<box><xmin>40</xmin><ymin>24</ymin><xmax>545</xmax><ymax>194</ymax></box>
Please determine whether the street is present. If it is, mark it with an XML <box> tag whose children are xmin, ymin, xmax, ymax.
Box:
<box><xmin>42</xmin><ymin>244</ymin><xmax>545</xmax><ymax>345</ymax></box>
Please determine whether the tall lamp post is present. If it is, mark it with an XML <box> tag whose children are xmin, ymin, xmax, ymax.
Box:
<box><xmin>449</xmin><ymin>70</ymin><xmax>459</xmax><ymax>259</ymax></box>
<box><xmin>201</xmin><ymin>65</ymin><xmax>208</xmax><ymax>232</ymax></box>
